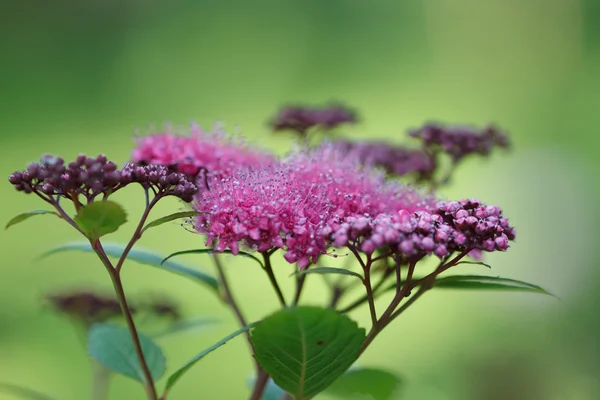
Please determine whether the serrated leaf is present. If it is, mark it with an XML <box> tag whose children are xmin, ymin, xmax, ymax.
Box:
<box><xmin>433</xmin><ymin>275</ymin><xmax>555</xmax><ymax>297</ymax></box>
<box><xmin>5</xmin><ymin>210</ymin><xmax>60</xmax><ymax>230</ymax></box>
<box><xmin>293</xmin><ymin>267</ymin><xmax>364</xmax><ymax>281</ymax></box>
<box><xmin>74</xmin><ymin>201</ymin><xmax>127</xmax><ymax>239</ymax></box>
<box><xmin>163</xmin><ymin>248</ymin><xmax>265</xmax><ymax>269</ymax></box>
<box><xmin>87</xmin><ymin>323</ymin><xmax>165</xmax><ymax>383</ymax></box>
<box><xmin>324</xmin><ymin>368</ymin><xmax>403</xmax><ymax>400</ymax></box>
<box><xmin>251</xmin><ymin>306</ymin><xmax>365</xmax><ymax>400</ymax></box>
<box><xmin>455</xmin><ymin>261</ymin><xmax>492</xmax><ymax>269</ymax></box>
<box><xmin>0</xmin><ymin>383</ymin><xmax>58</xmax><ymax>400</ymax></box>
<box><xmin>40</xmin><ymin>241</ymin><xmax>218</xmax><ymax>291</ymax></box>
<box><xmin>141</xmin><ymin>211</ymin><xmax>202</xmax><ymax>233</ymax></box>
<box><xmin>164</xmin><ymin>323</ymin><xmax>257</xmax><ymax>394</ymax></box>
<box><xmin>151</xmin><ymin>317</ymin><xmax>220</xmax><ymax>339</ymax></box>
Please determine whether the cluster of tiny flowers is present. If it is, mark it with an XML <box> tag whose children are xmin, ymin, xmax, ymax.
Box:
<box><xmin>330</xmin><ymin>199</ymin><xmax>515</xmax><ymax>259</ymax></box>
<box><xmin>194</xmin><ymin>145</ymin><xmax>435</xmax><ymax>268</ymax></box>
<box><xmin>194</xmin><ymin>165</ymin><xmax>331</xmax><ymax>268</ymax></box>
<box><xmin>46</xmin><ymin>291</ymin><xmax>125</xmax><ymax>325</ymax></box>
<box><xmin>119</xmin><ymin>163</ymin><xmax>198</xmax><ymax>202</ymax></box>
<box><xmin>271</xmin><ymin>104</ymin><xmax>357</xmax><ymax>135</ymax></box>
<box><xmin>8</xmin><ymin>155</ymin><xmax>198</xmax><ymax>203</ymax></box>
<box><xmin>9</xmin><ymin>154</ymin><xmax>122</xmax><ymax>200</ymax></box>
<box><xmin>435</xmin><ymin>198</ymin><xmax>515</xmax><ymax>252</ymax></box>
<box><xmin>409</xmin><ymin>123</ymin><xmax>509</xmax><ymax>162</ymax></box>
<box><xmin>331</xmin><ymin>140</ymin><xmax>436</xmax><ymax>180</ymax></box>
<box><xmin>131</xmin><ymin>123</ymin><xmax>273</xmax><ymax>181</ymax></box>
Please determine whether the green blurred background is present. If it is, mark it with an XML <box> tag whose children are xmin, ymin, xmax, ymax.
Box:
<box><xmin>1</xmin><ymin>1</ymin><xmax>599</xmax><ymax>399</ymax></box>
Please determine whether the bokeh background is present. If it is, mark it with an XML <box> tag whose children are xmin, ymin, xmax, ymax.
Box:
<box><xmin>1</xmin><ymin>1</ymin><xmax>599</xmax><ymax>399</ymax></box>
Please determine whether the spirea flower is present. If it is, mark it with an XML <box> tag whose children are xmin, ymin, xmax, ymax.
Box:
<box><xmin>194</xmin><ymin>166</ymin><xmax>330</xmax><ymax>268</ymax></box>
<box><xmin>331</xmin><ymin>140</ymin><xmax>436</xmax><ymax>180</ymax></box>
<box><xmin>8</xmin><ymin>155</ymin><xmax>199</xmax><ymax>203</ymax></box>
<box><xmin>131</xmin><ymin>123</ymin><xmax>273</xmax><ymax>181</ymax></box>
<box><xmin>409</xmin><ymin>123</ymin><xmax>509</xmax><ymax>162</ymax></box>
<box><xmin>193</xmin><ymin>145</ymin><xmax>434</xmax><ymax>268</ymax></box>
<box><xmin>330</xmin><ymin>199</ymin><xmax>515</xmax><ymax>259</ymax></box>
<box><xmin>271</xmin><ymin>104</ymin><xmax>357</xmax><ymax>136</ymax></box>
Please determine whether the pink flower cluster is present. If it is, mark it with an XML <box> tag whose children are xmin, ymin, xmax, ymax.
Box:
<box><xmin>332</xmin><ymin>199</ymin><xmax>515</xmax><ymax>259</ymax></box>
<box><xmin>131</xmin><ymin>123</ymin><xmax>274</xmax><ymax>181</ymax></box>
<box><xmin>193</xmin><ymin>145</ymin><xmax>440</xmax><ymax>268</ymax></box>
<box><xmin>132</xmin><ymin>126</ymin><xmax>516</xmax><ymax>269</ymax></box>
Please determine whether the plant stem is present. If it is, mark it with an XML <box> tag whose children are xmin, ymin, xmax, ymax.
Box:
<box><xmin>115</xmin><ymin>196</ymin><xmax>159</xmax><ymax>272</ymax></box>
<box><xmin>108</xmin><ymin>266</ymin><xmax>158</xmax><ymax>399</ymax></box>
<box><xmin>249</xmin><ymin>369</ymin><xmax>270</xmax><ymax>400</ymax></box>
<box><xmin>262</xmin><ymin>252</ymin><xmax>287</xmax><ymax>307</ymax></box>
<box><xmin>91</xmin><ymin>361</ymin><xmax>111</xmax><ymax>400</ymax></box>
<box><xmin>358</xmin><ymin>250</ymin><xmax>471</xmax><ymax>356</ymax></box>
<box><xmin>92</xmin><ymin>241</ymin><xmax>157</xmax><ymax>400</ymax></box>
<box><xmin>328</xmin><ymin>285</ymin><xmax>344</xmax><ymax>309</ymax></box>
<box><xmin>292</xmin><ymin>274</ymin><xmax>306</xmax><ymax>306</ymax></box>
<box><xmin>210</xmin><ymin>253</ymin><xmax>259</xmax><ymax>369</ymax></box>
<box><xmin>362</xmin><ymin>260</ymin><xmax>377</xmax><ymax>326</ymax></box>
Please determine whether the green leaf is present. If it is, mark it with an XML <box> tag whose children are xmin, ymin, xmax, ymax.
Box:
<box><xmin>151</xmin><ymin>317</ymin><xmax>220</xmax><ymax>339</ymax></box>
<box><xmin>324</xmin><ymin>368</ymin><xmax>403</xmax><ymax>400</ymax></box>
<box><xmin>251</xmin><ymin>306</ymin><xmax>366</xmax><ymax>400</ymax></box>
<box><xmin>164</xmin><ymin>323</ymin><xmax>257</xmax><ymax>394</ymax></box>
<box><xmin>74</xmin><ymin>201</ymin><xmax>127</xmax><ymax>239</ymax></box>
<box><xmin>141</xmin><ymin>211</ymin><xmax>202</xmax><ymax>233</ymax></box>
<box><xmin>163</xmin><ymin>248</ymin><xmax>265</xmax><ymax>269</ymax></box>
<box><xmin>40</xmin><ymin>241</ymin><xmax>219</xmax><ymax>291</ymax></box>
<box><xmin>88</xmin><ymin>323</ymin><xmax>166</xmax><ymax>383</ymax></box>
<box><xmin>293</xmin><ymin>267</ymin><xmax>364</xmax><ymax>281</ymax></box>
<box><xmin>5</xmin><ymin>210</ymin><xmax>60</xmax><ymax>230</ymax></box>
<box><xmin>433</xmin><ymin>275</ymin><xmax>556</xmax><ymax>297</ymax></box>
<box><xmin>455</xmin><ymin>261</ymin><xmax>492</xmax><ymax>269</ymax></box>
<box><xmin>0</xmin><ymin>383</ymin><xmax>58</xmax><ymax>400</ymax></box>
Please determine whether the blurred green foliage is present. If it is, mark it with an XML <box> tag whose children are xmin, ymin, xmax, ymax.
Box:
<box><xmin>1</xmin><ymin>1</ymin><xmax>599</xmax><ymax>399</ymax></box>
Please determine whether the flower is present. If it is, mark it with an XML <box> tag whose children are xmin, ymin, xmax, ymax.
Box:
<box><xmin>8</xmin><ymin>155</ymin><xmax>199</xmax><ymax>203</ymax></box>
<box><xmin>271</xmin><ymin>104</ymin><xmax>357</xmax><ymax>136</ymax></box>
<box><xmin>331</xmin><ymin>139</ymin><xmax>436</xmax><ymax>180</ymax></box>
<box><xmin>330</xmin><ymin>199</ymin><xmax>515</xmax><ymax>259</ymax></box>
<box><xmin>193</xmin><ymin>144</ymin><xmax>434</xmax><ymax>268</ymax></box>
<box><xmin>409</xmin><ymin>123</ymin><xmax>509</xmax><ymax>162</ymax></box>
<box><xmin>131</xmin><ymin>122</ymin><xmax>274</xmax><ymax>182</ymax></box>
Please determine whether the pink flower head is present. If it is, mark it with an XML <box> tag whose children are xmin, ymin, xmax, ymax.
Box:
<box><xmin>193</xmin><ymin>165</ymin><xmax>331</xmax><ymax>268</ymax></box>
<box><xmin>131</xmin><ymin>123</ymin><xmax>274</xmax><ymax>182</ymax></box>
<box><xmin>193</xmin><ymin>143</ymin><xmax>436</xmax><ymax>268</ymax></box>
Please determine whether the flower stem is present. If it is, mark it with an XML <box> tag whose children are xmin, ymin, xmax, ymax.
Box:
<box><xmin>115</xmin><ymin>196</ymin><xmax>159</xmax><ymax>272</ymax></box>
<box><xmin>249</xmin><ymin>369</ymin><xmax>270</xmax><ymax>400</ymax></box>
<box><xmin>292</xmin><ymin>274</ymin><xmax>306</xmax><ymax>306</ymax></box>
<box><xmin>93</xmin><ymin>241</ymin><xmax>157</xmax><ymax>400</ymax></box>
<box><xmin>91</xmin><ymin>361</ymin><xmax>111</xmax><ymax>400</ymax></box>
<box><xmin>211</xmin><ymin>253</ymin><xmax>259</xmax><ymax>369</ymax></box>
<box><xmin>262</xmin><ymin>252</ymin><xmax>287</xmax><ymax>307</ymax></box>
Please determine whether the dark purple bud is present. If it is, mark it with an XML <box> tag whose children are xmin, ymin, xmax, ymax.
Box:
<box><xmin>8</xmin><ymin>172</ymin><xmax>21</xmax><ymax>184</ymax></box>
<box><xmin>494</xmin><ymin>234</ymin><xmax>509</xmax><ymax>250</ymax></box>
<box><xmin>41</xmin><ymin>183</ymin><xmax>54</xmax><ymax>194</ymax></box>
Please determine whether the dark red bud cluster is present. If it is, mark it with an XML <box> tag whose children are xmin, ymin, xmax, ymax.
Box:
<box><xmin>8</xmin><ymin>154</ymin><xmax>199</xmax><ymax>203</ymax></box>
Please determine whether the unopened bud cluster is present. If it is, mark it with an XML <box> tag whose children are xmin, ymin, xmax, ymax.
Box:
<box><xmin>409</xmin><ymin>123</ymin><xmax>509</xmax><ymax>162</ymax></box>
<box><xmin>330</xmin><ymin>198</ymin><xmax>515</xmax><ymax>260</ymax></box>
<box><xmin>271</xmin><ymin>104</ymin><xmax>356</xmax><ymax>135</ymax></box>
<box><xmin>331</xmin><ymin>140</ymin><xmax>435</xmax><ymax>180</ymax></box>
<box><xmin>8</xmin><ymin>154</ymin><xmax>198</xmax><ymax>203</ymax></box>
<box><xmin>47</xmin><ymin>291</ymin><xmax>124</xmax><ymax>325</ymax></box>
